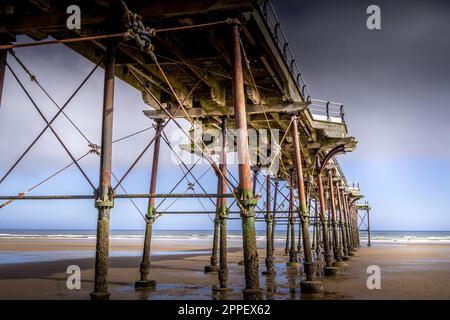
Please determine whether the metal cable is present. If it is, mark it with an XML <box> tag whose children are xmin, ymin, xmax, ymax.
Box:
<box><xmin>0</xmin><ymin>60</ymin><xmax>100</xmax><ymax>186</ymax></box>
<box><xmin>160</xmin><ymin>131</ymin><xmax>216</xmax><ymax>206</ymax></box>
<box><xmin>4</xmin><ymin>63</ymin><xmax>97</xmax><ymax>190</ymax></box>
<box><xmin>10</xmin><ymin>50</ymin><xmax>92</xmax><ymax>144</ymax></box>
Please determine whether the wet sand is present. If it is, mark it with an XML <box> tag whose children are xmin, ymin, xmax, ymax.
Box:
<box><xmin>0</xmin><ymin>239</ymin><xmax>449</xmax><ymax>300</ymax></box>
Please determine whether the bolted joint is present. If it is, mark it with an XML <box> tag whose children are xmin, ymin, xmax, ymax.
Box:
<box><xmin>289</xmin><ymin>218</ymin><xmax>295</xmax><ymax>225</ymax></box>
<box><xmin>236</xmin><ymin>189</ymin><xmax>257</xmax><ymax>218</ymax></box>
<box><xmin>265</xmin><ymin>215</ymin><xmax>272</xmax><ymax>223</ymax></box>
<box><xmin>218</xmin><ymin>206</ymin><xmax>229</xmax><ymax>220</ymax></box>
<box><xmin>94</xmin><ymin>186</ymin><xmax>114</xmax><ymax>209</ymax></box>
<box><xmin>297</xmin><ymin>206</ymin><xmax>310</xmax><ymax>223</ymax></box>
<box><xmin>146</xmin><ymin>206</ymin><xmax>156</xmax><ymax>222</ymax></box>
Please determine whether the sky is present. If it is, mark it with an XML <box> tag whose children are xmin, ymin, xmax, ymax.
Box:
<box><xmin>0</xmin><ymin>0</ymin><xmax>449</xmax><ymax>231</ymax></box>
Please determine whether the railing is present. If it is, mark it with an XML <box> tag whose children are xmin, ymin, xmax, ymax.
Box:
<box><xmin>260</xmin><ymin>1</ymin><xmax>346</xmax><ymax>124</ymax></box>
<box><xmin>347</xmin><ymin>182</ymin><xmax>360</xmax><ymax>192</ymax></box>
<box><xmin>260</xmin><ymin>0</ymin><xmax>311</xmax><ymax>102</ymax></box>
<box><xmin>308</xmin><ymin>99</ymin><xmax>345</xmax><ymax>123</ymax></box>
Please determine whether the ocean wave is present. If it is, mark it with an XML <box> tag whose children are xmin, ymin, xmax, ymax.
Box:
<box><xmin>1</xmin><ymin>232</ymin><xmax>450</xmax><ymax>244</ymax></box>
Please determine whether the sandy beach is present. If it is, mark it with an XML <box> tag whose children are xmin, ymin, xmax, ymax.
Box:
<box><xmin>0</xmin><ymin>239</ymin><xmax>450</xmax><ymax>300</ymax></box>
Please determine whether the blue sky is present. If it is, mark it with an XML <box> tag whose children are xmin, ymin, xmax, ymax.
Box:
<box><xmin>1</xmin><ymin>0</ymin><xmax>449</xmax><ymax>231</ymax></box>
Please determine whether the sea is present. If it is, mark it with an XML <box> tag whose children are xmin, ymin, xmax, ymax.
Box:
<box><xmin>1</xmin><ymin>229</ymin><xmax>450</xmax><ymax>244</ymax></box>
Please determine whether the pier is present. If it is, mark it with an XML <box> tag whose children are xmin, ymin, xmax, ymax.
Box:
<box><xmin>0</xmin><ymin>0</ymin><xmax>371</xmax><ymax>300</ymax></box>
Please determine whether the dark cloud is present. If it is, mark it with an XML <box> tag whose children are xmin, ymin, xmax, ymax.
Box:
<box><xmin>274</xmin><ymin>0</ymin><xmax>450</xmax><ymax>159</ymax></box>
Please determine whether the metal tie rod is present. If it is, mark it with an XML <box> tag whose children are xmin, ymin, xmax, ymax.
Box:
<box><xmin>0</xmin><ymin>194</ymin><xmax>234</xmax><ymax>200</ymax></box>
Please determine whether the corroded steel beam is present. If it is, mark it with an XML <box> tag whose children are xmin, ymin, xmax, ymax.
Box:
<box><xmin>230</xmin><ymin>21</ymin><xmax>262</xmax><ymax>300</ymax></box>
<box><xmin>329</xmin><ymin>170</ymin><xmax>343</xmax><ymax>267</ymax></box>
<box><xmin>0</xmin><ymin>193</ymin><xmax>234</xmax><ymax>200</ymax></box>
<box><xmin>91</xmin><ymin>40</ymin><xmax>116</xmax><ymax>300</ymax></box>
<box><xmin>262</xmin><ymin>174</ymin><xmax>275</xmax><ymax>276</ymax></box>
<box><xmin>291</xmin><ymin>114</ymin><xmax>323</xmax><ymax>293</ymax></box>
<box><xmin>135</xmin><ymin>119</ymin><xmax>164</xmax><ymax>290</ymax></box>
<box><xmin>316</xmin><ymin>161</ymin><xmax>334</xmax><ymax>274</ymax></box>
<box><xmin>213</xmin><ymin>117</ymin><xmax>232</xmax><ymax>293</ymax></box>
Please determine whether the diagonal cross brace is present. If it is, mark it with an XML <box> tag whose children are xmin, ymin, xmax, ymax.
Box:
<box><xmin>4</xmin><ymin>63</ymin><xmax>97</xmax><ymax>189</ymax></box>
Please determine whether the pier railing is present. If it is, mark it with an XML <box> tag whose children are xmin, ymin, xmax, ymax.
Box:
<box><xmin>260</xmin><ymin>1</ymin><xmax>346</xmax><ymax>124</ymax></box>
<box><xmin>308</xmin><ymin>99</ymin><xmax>345</xmax><ymax>123</ymax></box>
<box><xmin>260</xmin><ymin>0</ymin><xmax>311</xmax><ymax>102</ymax></box>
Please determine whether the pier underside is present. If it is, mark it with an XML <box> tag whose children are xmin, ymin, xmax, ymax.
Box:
<box><xmin>0</xmin><ymin>0</ymin><xmax>370</xmax><ymax>300</ymax></box>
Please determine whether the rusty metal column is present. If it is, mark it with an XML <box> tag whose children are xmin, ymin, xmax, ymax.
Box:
<box><xmin>230</xmin><ymin>22</ymin><xmax>262</xmax><ymax>300</ymax></box>
<box><xmin>367</xmin><ymin>208</ymin><xmax>372</xmax><ymax>247</ymax></box>
<box><xmin>287</xmin><ymin>173</ymin><xmax>299</xmax><ymax>268</ymax></box>
<box><xmin>352</xmin><ymin>207</ymin><xmax>358</xmax><ymax>248</ymax></box>
<box><xmin>297</xmin><ymin>198</ymin><xmax>305</xmax><ymax>254</ymax></box>
<box><xmin>351</xmin><ymin>207</ymin><xmax>358</xmax><ymax>248</ymax></box>
<box><xmin>343</xmin><ymin>194</ymin><xmax>355</xmax><ymax>256</ymax></box>
<box><xmin>337</xmin><ymin>183</ymin><xmax>350</xmax><ymax>261</ymax></box>
<box><xmin>0</xmin><ymin>46</ymin><xmax>7</xmax><ymax>109</ymax></box>
<box><xmin>90</xmin><ymin>41</ymin><xmax>116</xmax><ymax>300</ymax></box>
<box><xmin>135</xmin><ymin>119</ymin><xmax>164</xmax><ymax>289</ymax></box>
<box><xmin>348</xmin><ymin>197</ymin><xmax>357</xmax><ymax>253</ymax></box>
<box><xmin>205</xmin><ymin>164</ymin><xmax>221</xmax><ymax>273</ymax></box>
<box><xmin>284</xmin><ymin>212</ymin><xmax>290</xmax><ymax>255</ymax></box>
<box><xmin>317</xmin><ymin>166</ymin><xmax>338</xmax><ymax>276</ymax></box>
<box><xmin>291</xmin><ymin>114</ymin><xmax>323</xmax><ymax>293</ymax></box>
<box><xmin>271</xmin><ymin>179</ymin><xmax>279</xmax><ymax>254</ymax></box>
<box><xmin>353</xmin><ymin>206</ymin><xmax>360</xmax><ymax>248</ymax></box>
<box><xmin>263</xmin><ymin>174</ymin><xmax>275</xmax><ymax>275</ymax></box>
<box><xmin>252</xmin><ymin>169</ymin><xmax>259</xmax><ymax>196</ymax></box>
<box><xmin>329</xmin><ymin>170</ymin><xmax>343</xmax><ymax>268</ymax></box>
<box><xmin>314</xmin><ymin>198</ymin><xmax>322</xmax><ymax>263</ymax></box>
<box><xmin>213</xmin><ymin>117</ymin><xmax>232</xmax><ymax>293</ymax></box>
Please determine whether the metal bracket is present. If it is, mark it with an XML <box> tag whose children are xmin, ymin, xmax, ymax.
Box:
<box><xmin>237</xmin><ymin>189</ymin><xmax>257</xmax><ymax>218</ymax></box>
<box><xmin>94</xmin><ymin>187</ymin><xmax>114</xmax><ymax>209</ymax></box>
<box><xmin>218</xmin><ymin>206</ymin><xmax>228</xmax><ymax>219</ymax></box>
<box><xmin>146</xmin><ymin>206</ymin><xmax>156</xmax><ymax>222</ymax></box>
<box><xmin>95</xmin><ymin>198</ymin><xmax>114</xmax><ymax>209</ymax></box>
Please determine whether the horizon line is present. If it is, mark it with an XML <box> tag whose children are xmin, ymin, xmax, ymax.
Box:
<box><xmin>1</xmin><ymin>228</ymin><xmax>450</xmax><ymax>232</ymax></box>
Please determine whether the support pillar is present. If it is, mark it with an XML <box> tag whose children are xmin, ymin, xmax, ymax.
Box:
<box><xmin>284</xmin><ymin>215</ymin><xmax>290</xmax><ymax>255</ymax></box>
<box><xmin>317</xmin><ymin>165</ymin><xmax>338</xmax><ymax>276</ymax></box>
<box><xmin>297</xmin><ymin>200</ymin><xmax>305</xmax><ymax>254</ymax></box>
<box><xmin>213</xmin><ymin>117</ymin><xmax>232</xmax><ymax>293</ymax></box>
<box><xmin>291</xmin><ymin>114</ymin><xmax>323</xmax><ymax>294</ymax></box>
<box><xmin>337</xmin><ymin>183</ymin><xmax>350</xmax><ymax>261</ymax></box>
<box><xmin>343</xmin><ymin>194</ymin><xmax>355</xmax><ymax>256</ymax></box>
<box><xmin>91</xmin><ymin>41</ymin><xmax>116</xmax><ymax>300</ymax></box>
<box><xmin>329</xmin><ymin>170</ymin><xmax>343</xmax><ymax>268</ymax></box>
<box><xmin>287</xmin><ymin>173</ymin><xmax>299</xmax><ymax>268</ymax></box>
<box><xmin>314</xmin><ymin>197</ymin><xmax>322</xmax><ymax>262</ymax></box>
<box><xmin>263</xmin><ymin>174</ymin><xmax>275</xmax><ymax>275</ymax></box>
<box><xmin>135</xmin><ymin>119</ymin><xmax>164</xmax><ymax>289</ymax></box>
<box><xmin>367</xmin><ymin>208</ymin><xmax>372</xmax><ymax>247</ymax></box>
<box><xmin>353</xmin><ymin>206</ymin><xmax>360</xmax><ymax>248</ymax></box>
<box><xmin>205</xmin><ymin>162</ymin><xmax>221</xmax><ymax>273</ymax></box>
<box><xmin>230</xmin><ymin>22</ymin><xmax>262</xmax><ymax>300</ymax></box>
<box><xmin>271</xmin><ymin>179</ymin><xmax>279</xmax><ymax>254</ymax></box>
